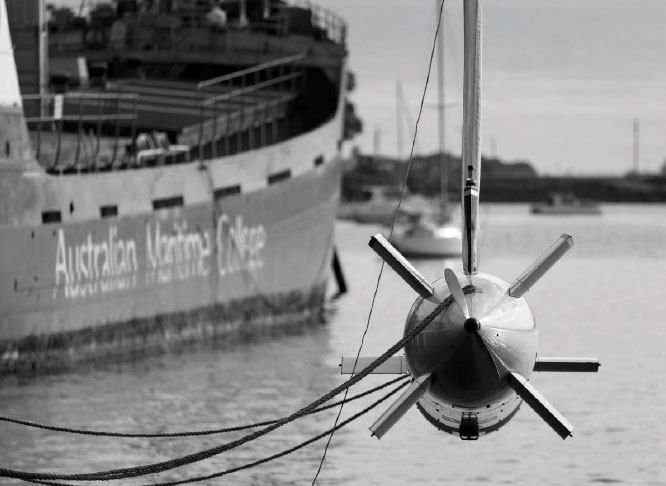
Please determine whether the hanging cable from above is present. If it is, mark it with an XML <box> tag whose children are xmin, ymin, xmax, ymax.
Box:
<box><xmin>310</xmin><ymin>1</ymin><xmax>448</xmax><ymax>484</ymax></box>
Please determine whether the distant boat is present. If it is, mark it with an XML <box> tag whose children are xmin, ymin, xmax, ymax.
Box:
<box><xmin>337</xmin><ymin>185</ymin><xmax>432</xmax><ymax>226</ymax></box>
<box><xmin>391</xmin><ymin>211</ymin><xmax>461</xmax><ymax>258</ymax></box>
<box><xmin>530</xmin><ymin>193</ymin><xmax>602</xmax><ymax>215</ymax></box>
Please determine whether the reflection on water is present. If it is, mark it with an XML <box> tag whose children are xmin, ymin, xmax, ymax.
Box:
<box><xmin>1</xmin><ymin>204</ymin><xmax>665</xmax><ymax>485</ymax></box>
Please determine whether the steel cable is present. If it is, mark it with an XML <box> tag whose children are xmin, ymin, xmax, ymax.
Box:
<box><xmin>0</xmin><ymin>294</ymin><xmax>454</xmax><ymax>483</ymax></box>
<box><xmin>0</xmin><ymin>376</ymin><xmax>407</xmax><ymax>438</ymax></box>
<box><xmin>20</xmin><ymin>379</ymin><xmax>409</xmax><ymax>486</ymax></box>
<box><xmin>310</xmin><ymin>1</ymin><xmax>447</xmax><ymax>483</ymax></box>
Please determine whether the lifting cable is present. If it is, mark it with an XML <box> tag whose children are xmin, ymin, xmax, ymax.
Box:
<box><xmin>0</xmin><ymin>376</ymin><xmax>407</xmax><ymax>439</ymax></box>
<box><xmin>310</xmin><ymin>1</ymin><xmax>447</xmax><ymax>484</ymax></box>
<box><xmin>19</xmin><ymin>379</ymin><xmax>410</xmax><ymax>486</ymax></box>
<box><xmin>0</xmin><ymin>295</ymin><xmax>453</xmax><ymax>483</ymax></box>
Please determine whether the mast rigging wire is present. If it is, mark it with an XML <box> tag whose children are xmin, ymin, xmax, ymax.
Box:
<box><xmin>310</xmin><ymin>1</ymin><xmax>447</xmax><ymax>483</ymax></box>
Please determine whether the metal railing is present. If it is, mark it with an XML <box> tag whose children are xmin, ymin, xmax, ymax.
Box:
<box><xmin>290</xmin><ymin>1</ymin><xmax>347</xmax><ymax>45</ymax></box>
<box><xmin>22</xmin><ymin>92</ymin><xmax>138</xmax><ymax>173</ymax></box>
<box><xmin>192</xmin><ymin>52</ymin><xmax>306</xmax><ymax>157</ymax></box>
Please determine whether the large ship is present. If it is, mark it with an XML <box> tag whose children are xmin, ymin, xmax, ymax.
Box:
<box><xmin>1</xmin><ymin>0</ymin><xmax>354</xmax><ymax>371</ymax></box>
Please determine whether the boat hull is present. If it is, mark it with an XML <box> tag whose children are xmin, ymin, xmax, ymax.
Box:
<box><xmin>391</xmin><ymin>225</ymin><xmax>462</xmax><ymax>259</ymax></box>
<box><xmin>530</xmin><ymin>193</ymin><xmax>602</xmax><ymax>215</ymax></box>
<box><xmin>0</xmin><ymin>159</ymin><xmax>341</xmax><ymax>371</ymax></box>
<box><xmin>530</xmin><ymin>205</ymin><xmax>601</xmax><ymax>215</ymax></box>
<box><xmin>0</xmin><ymin>0</ymin><xmax>350</xmax><ymax>372</ymax></box>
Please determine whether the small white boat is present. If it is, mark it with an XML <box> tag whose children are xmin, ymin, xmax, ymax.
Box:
<box><xmin>391</xmin><ymin>211</ymin><xmax>462</xmax><ymax>258</ymax></box>
<box><xmin>338</xmin><ymin>185</ymin><xmax>432</xmax><ymax>226</ymax></box>
<box><xmin>530</xmin><ymin>193</ymin><xmax>602</xmax><ymax>215</ymax></box>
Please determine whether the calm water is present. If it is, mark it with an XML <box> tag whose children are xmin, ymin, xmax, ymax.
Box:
<box><xmin>1</xmin><ymin>204</ymin><xmax>666</xmax><ymax>485</ymax></box>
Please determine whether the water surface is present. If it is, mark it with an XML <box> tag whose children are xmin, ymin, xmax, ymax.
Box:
<box><xmin>1</xmin><ymin>204</ymin><xmax>665</xmax><ymax>485</ymax></box>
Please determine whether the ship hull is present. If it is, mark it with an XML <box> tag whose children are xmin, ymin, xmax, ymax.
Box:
<box><xmin>0</xmin><ymin>150</ymin><xmax>341</xmax><ymax>372</ymax></box>
<box><xmin>0</xmin><ymin>0</ymin><xmax>350</xmax><ymax>372</ymax></box>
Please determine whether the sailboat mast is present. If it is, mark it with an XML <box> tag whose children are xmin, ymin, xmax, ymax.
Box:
<box><xmin>436</xmin><ymin>0</ymin><xmax>447</xmax><ymax>208</ymax></box>
<box><xmin>38</xmin><ymin>0</ymin><xmax>47</xmax><ymax>113</ymax></box>
<box><xmin>373</xmin><ymin>125</ymin><xmax>382</xmax><ymax>154</ymax></box>
<box><xmin>396</xmin><ymin>82</ymin><xmax>404</xmax><ymax>160</ymax></box>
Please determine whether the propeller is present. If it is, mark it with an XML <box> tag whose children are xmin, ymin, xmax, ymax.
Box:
<box><xmin>443</xmin><ymin>268</ymin><xmax>500</xmax><ymax>383</ymax></box>
<box><xmin>444</xmin><ymin>268</ymin><xmax>469</xmax><ymax>319</ymax></box>
<box><xmin>361</xmin><ymin>254</ymin><xmax>502</xmax><ymax>439</ymax></box>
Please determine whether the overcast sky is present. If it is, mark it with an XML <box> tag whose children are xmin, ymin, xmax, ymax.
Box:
<box><xmin>320</xmin><ymin>0</ymin><xmax>666</xmax><ymax>175</ymax></box>
<box><xmin>56</xmin><ymin>0</ymin><xmax>666</xmax><ymax>175</ymax></box>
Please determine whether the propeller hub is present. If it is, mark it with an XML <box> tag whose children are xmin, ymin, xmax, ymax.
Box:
<box><xmin>404</xmin><ymin>272</ymin><xmax>537</xmax><ymax>407</ymax></box>
<box><xmin>464</xmin><ymin>317</ymin><xmax>481</xmax><ymax>333</ymax></box>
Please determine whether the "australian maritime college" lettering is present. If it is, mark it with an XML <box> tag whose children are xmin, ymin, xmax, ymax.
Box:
<box><xmin>53</xmin><ymin>214</ymin><xmax>266</xmax><ymax>299</ymax></box>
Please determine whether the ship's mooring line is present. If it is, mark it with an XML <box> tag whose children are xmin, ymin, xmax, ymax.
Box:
<box><xmin>0</xmin><ymin>376</ymin><xmax>407</xmax><ymax>439</ymax></box>
<box><xmin>311</xmin><ymin>1</ymin><xmax>447</xmax><ymax>484</ymax></box>
<box><xmin>21</xmin><ymin>379</ymin><xmax>410</xmax><ymax>486</ymax></box>
<box><xmin>0</xmin><ymin>295</ymin><xmax>452</xmax><ymax>483</ymax></box>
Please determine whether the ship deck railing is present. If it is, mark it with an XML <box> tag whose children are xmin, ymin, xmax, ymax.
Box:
<box><xmin>22</xmin><ymin>52</ymin><xmax>308</xmax><ymax>174</ymax></box>
<box><xmin>22</xmin><ymin>92</ymin><xmax>139</xmax><ymax>174</ymax></box>
<box><xmin>107</xmin><ymin>78</ymin><xmax>294</xmax><ymax>133</ymax></box>
<box><xmin>188</xmin><ymin>52</ymin><xmax>306</xmax><ymax>155</ymax></box>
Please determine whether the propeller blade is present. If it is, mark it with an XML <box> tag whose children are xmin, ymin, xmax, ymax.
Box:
<box><xmin>461</xmin><ymin>0</ymin><xmax>482</xmax><ymax>275</ymax></box>
<box><xmin>340</xmin><ymin>356</ymin><xmax>408</xmax><ymax>375</ymax></box>
<box><xmin>370</xmin><ymin>373</ymin><xmax>432</xmax><ymax>439</ymax></box>
<box><xmin>444</xmin><ymin>268</ymin><xmax>470</xmax><ymax>319</ymax></box>
<box><xmin>369</xmin><ymin>234</ymin><xmax>434</xmax><ymax>298</ymax></box>
<box><xmin>534</xmin><ymin>357</ymin><xmax>600</xmax><ymax>373</ymax></box>
<box><xmin>508</xmin><ymin>234</ymin><xmax>574</xmax><ymax>298</ymax></box>
<box><xmin>507</xmin><ymin>371</ymin><xmax>574</xmax><ymax>439</ymax></box>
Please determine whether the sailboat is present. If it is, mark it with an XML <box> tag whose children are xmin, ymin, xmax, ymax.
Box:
<box><xmin>391</xmin><ymin>0</ymin><xmax>462</xmax><ymax>258</ymax></box>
